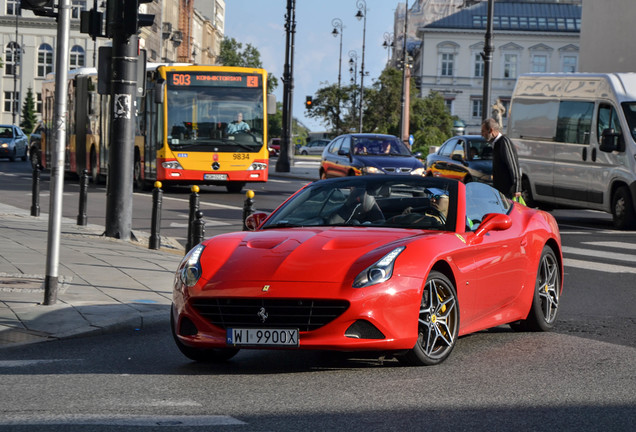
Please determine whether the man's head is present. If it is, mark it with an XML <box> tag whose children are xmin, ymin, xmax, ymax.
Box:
<box><xmin>236</xmin><ymin>112</ymin><xmax>243</xmax><ymax>122</ymax></box>
<box><xmin>481</xmin><ymin>118</ymin><xmax>500</xmax><ymax>142</ymax></box>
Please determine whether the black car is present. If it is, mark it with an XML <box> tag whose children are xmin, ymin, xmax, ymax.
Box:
<box><xmin>319</xmin><ymin>133</ymin><xmax>425</xmax><ymax>179</ymax></box>
<box><xmin>425</xmin><ymin>135</ymin><xmax>493</xmax><ymax>184</ymax></box>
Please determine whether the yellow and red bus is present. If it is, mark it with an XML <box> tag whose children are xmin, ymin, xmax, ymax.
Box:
<box><xmin>38</xmin><ymin>64</ymin><xmax>273</xmax><ymax>192</ymax></box>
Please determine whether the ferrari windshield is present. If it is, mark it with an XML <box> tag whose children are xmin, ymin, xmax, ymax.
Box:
<box><xmin>263</xmin><ymin>176</ymin><xmax>459</xmax><ymax>231</ymax></box>
<box><xmin>166</xmin><ymin>84</ymin><xmax>264</xmax><ymax>152</ymax></box>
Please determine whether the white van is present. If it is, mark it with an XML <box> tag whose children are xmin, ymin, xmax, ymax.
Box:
<box><xmin>508</xmin><ymin>73</ymin><xmax>636</xmax><ymax>229</ymax></box>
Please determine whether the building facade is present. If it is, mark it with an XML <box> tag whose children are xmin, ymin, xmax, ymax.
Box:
<box><xmin>0</xmin><ymin>0</ymin><xmax>225</xmax><ymax>127</ymax></box>
<box><xmin>412</xmin><ymin>0</ymin><xmax>582</xmax><ymax>133</ymax></box>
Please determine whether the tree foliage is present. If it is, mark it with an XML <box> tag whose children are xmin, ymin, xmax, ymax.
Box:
<box><xmin>20</xmin><ymin>87</ymin><xmax>37</xmax><ymax>134</ymax></box>
<box><xmin>307</xmin><ymin>66</ymin><xmax>456</xmax><ymax>153</ymax></box>
<box><xmin>218</xmin><ymin>37</ymin><xmax>278</xmax><ymax>92</ymax></box>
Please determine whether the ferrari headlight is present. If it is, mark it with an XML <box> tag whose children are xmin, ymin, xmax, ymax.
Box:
<box><xmin>410</xmin><ymin>167</ymin><xmax>425</xmax><ymax>176</ymax></box>
<box><xmin>179</xmin><ymin>244</ymin><xmax>205</xmax><ymax>287</ymax></box>
<box><xmin>362</xmin><ymin>166</ymin><xmax>384</xmax><ymax>174</ymax></box>
<box><xmin>353</xmin><ymin>246</ymin><xmax>405</xmax><ymax>288</ymax></box>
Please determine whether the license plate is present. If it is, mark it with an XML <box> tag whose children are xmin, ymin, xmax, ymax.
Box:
<box><xmin>204</xmin><ymin>173</ymin><xmax>228</xmax><ymax>180</ymax></box>
<box><xmin>227</xmin><ymin>328</ymin><xmax>299</xmax><ymax>347</ymax></box>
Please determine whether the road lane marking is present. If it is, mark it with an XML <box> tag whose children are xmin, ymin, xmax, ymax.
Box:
<box><xmin>0</xmin><ymin>414</ymin><xmax>246</xmax><ymax>426</ymax></box>
<box><xmin>582</xmin><ymin>241</ymin><xmax>636</xmax><ymax>251</ymax></box>
<box><xmin>564</xmin><ymin>258</ymin><xmax>636</xmax><ymax>274</ymax></box>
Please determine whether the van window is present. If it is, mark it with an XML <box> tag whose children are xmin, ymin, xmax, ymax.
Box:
<box><xmin>621</xmin><ymin>102</ymin><xmax>636</xmax><ymax>140</ymax></box>
<box><xmin>555</xmin><ymin>101</ymin><xmax>593</xmax><ymax>144</ymax></box>
<box><xmin>508</xmin><ymin>99</ymin><xmax>558</xmax><ymax>139</ymax></box>
<box><xmin>598</xmin><ymin>104</ymin><xmax>622</xmax><ymax>141</ymax></box>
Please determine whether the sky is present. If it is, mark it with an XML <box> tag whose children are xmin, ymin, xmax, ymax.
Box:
<box><xmin>224</xmin><ymin>1</ymin><xmax>402</xmax><ymax>133</ymax></box>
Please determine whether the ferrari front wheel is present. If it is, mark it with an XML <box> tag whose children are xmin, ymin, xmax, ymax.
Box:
<box><xmin>511</xmin><ymin>246</ymin><xmax>560</xmax><ymax>332</ymax></box>
<box><xmin>399</xmin><ymin>271</ymin><xmax>459</xmax><ymax>366</ymax></box>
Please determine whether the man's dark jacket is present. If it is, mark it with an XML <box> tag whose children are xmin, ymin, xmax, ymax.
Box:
<box><xmin>492</xmin><ymin>134</ymin><xmax>522</xmax><ymax>198</ymax></box>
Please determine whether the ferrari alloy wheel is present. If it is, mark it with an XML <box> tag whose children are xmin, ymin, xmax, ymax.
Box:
<box><xmin>171</xmin><ymin>306</ymin><xmax>239</xmax><ymax>363</ymax></box>
<box><xmin>511</xmin><ymin>246</ymin><xmax>560</xmax><ymax>332</ymax></box>
<box><xmin>400</xmin><ymin>271</ymin><xmax>459</xmax><ymax>366</ymax></box>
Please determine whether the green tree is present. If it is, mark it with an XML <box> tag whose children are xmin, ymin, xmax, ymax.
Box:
<box><xmin>218</xmin><ymin>36</ymin><xmax>278</xmax><ymax>93</ymax></box>
<box><xmin>267</xmin><ymin>101</ymin><xmax>310</xmax><ymax>146</ymax></box>
<box><xmin>305</xmin><ymin>83</ymin><xmax>356</xmax><ymax>135</ymax></box>
<box><xmin>410</xmin><ymin>91</ymin><xmax>455</xmax><ymax>154</ymax></box>
<box><xmin>20</xmin><ymin>87</ymin><xmax>37</xmax><ymax>134</ymax></box>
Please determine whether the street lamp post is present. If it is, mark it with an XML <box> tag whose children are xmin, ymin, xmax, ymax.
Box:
<box><xmin>382</xmin><ymin>32</ymin><xmax>394</xmax><ymax>64</ymax></box>
<box><xmin>355</xmin><ymin>0</ymin><xmax>367</xmax><ymax>133</ymax></box>
<box><xmin>399</xmin><ymin>0</ymin><xmax>410</xmax><ymax>146</ymax></box>
<box><xmin>348</xmin><ymin>51</ymin><xmax>358</xmax><ymax>128</ymax></box>
<box><xmin>331</xmin><ymin>18</ymin><xmax>343</xmax><ymax>134</ymax></box>
<box><xmin>12</xmin><ymin>8</ymin><xmax>20</xmax><ymax>125</ymax></box>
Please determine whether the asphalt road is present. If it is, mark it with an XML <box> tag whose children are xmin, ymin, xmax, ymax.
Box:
<box><xmin>1</xmin><ymin>158</ymin><xmax>635</xmax><ymax>431</ymax></box>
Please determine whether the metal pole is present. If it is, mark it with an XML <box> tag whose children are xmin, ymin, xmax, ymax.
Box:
<box><xmin>356</xmin><ymin>0</ymin><xmax>367</xmax><ymax>133</ymax></box>
<box><xmin>399</xmin><ymin>0</ymin><xmax>409</xmax><ymax>145</ymax></box>
<box><xmin>332</xmin><ymin>18</ymin><xmax>343</xmax><ymax>135</ymax></box>
<box><xmin>12</xmin><ymin>11</ymin><xmax>19</xmax><ymax>125</ymax></box>
<box><xmin>105</xmin><ymin>1</ymin><xmax>138</xmax><ymax>241</ymax></box>
<box><xmin>77</xmin><ymin>169</ymin><xmax>88</xmax><ymax>226</ymax></box>
<box><xmin>276</xmin><ymin>0</ymin><xmax>295</xmax><ymax>173</ymax></box>
<box><xmin>481</xmin><ymin>0</ymin><xmax>495</xmax><ymax>121</ymax></box>
<box><xmin>44</xmin><ymin>0</ymin><xmax>72</xmax><ymax>305</ymax></box>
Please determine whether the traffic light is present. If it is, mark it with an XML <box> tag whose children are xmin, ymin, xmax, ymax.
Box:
<box><xmin>305</xmin><ymin>96</ymin><xmax>313</xmax><ymax>110</ymax></box>
<box><xmin>122</xmin><ymin>0</ymin><xmax>155</xmax><ymax>36</ymax></box>
<box><xmin>80</xmin><ymin>9</ymin><xmax>104</xmax><ymax>39</ymax></box>
<box><xmin>20</xmin><ymin>0</ymin><xmax>55</xmax><ymax>17</ymax></box>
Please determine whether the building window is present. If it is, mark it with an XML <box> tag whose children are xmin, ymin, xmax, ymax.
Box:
<box><xmin>6</xmin><ymin>0</ymin><xmax>20</xmax><ymax>15</ymax></box>
<box><xmin>472</xmin><ymin>99</ymin><xmax>482</xmax><ymax>118</ymax></box>
<box><xmin>4</xmin><ymin>91</ymin><xmax>18</xmax><ymax>113</ymax></box>
<box><xmin>532</xmin><ymin>54</ymin><xmax>548</xmax><ymax>73</ymax></box>
<box><xmin>4</xmin><ymin>42</ymin><xmax>21</xmax><ymax>76</ymax></box>
<box><xmin>70</xmin><ymin>46</ymin><xmax>85</xmax><ymax>70</ymax></box>
<box><xmin>71</xmin><ymin>1</ymin><xmax>85</xmax><ymax>19</ymax></box>
<box><xmin>503</xmin><ymin>54</ymin><xmax>518</xmax><ymax>78</ymax></box>
<box><xmin>444</xmin><ymin>98</ymin><xmax>454</xmax><ymax>114</ymax></box>
<box><xmin>474</xmin><ymin>53</ymin><xmax>484</xmax><ymax>77</ymax></box>
<box><xmin>440</xmin><ymin>53</ymin><xmax>454</xmax><ymax>77</ymax></box>
<box><xmin>562</xmin><ymin>55</ymin><xmax>578</xmax><ymax>73</ymax></box>
<box><xmin>38</xmin><ymin>44</ymin><xmax>54</xmax><ymax>77</ymax></box>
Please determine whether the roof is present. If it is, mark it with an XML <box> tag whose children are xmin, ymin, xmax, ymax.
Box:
<box><xmin>425</xmin><ymin>1</ymin><xmax>581</xmax><ymax>33</ymax></box>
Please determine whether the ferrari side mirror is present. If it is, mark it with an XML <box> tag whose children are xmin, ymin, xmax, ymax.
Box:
<box><xmin>245</xmin><ymin>212</ymin><xmax>269</xmax><ymax>231</ymax></box>
<box><xmin>473</xmin><ymin>213</ymin><xmax>512</xmax><ymax>239</ymax></box>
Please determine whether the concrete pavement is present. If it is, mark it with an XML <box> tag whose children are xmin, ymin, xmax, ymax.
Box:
<box><xmin>0</xmin><ymin>159</ymin><xmax>317</xmax><ymax>349</ymax></box>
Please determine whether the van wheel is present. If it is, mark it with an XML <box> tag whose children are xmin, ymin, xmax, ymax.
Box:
<box><xmin>612</xmin><ymin>186</ymin><xmax>636</xmax><ymax>230</ymax></box>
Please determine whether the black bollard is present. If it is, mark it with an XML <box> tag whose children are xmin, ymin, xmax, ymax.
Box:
<box><xmin>191</xmin><ymin>210</ymin><xmax>205</xmax><ymax>249</ymax></box>
<box><xmin>77</xmin><ymin>169</ymin><xmax>89</xmax><ymax>225</ymax></box>
<box><xmin>30</xmin><ymin>164</ymin><xmax>41</xmax><ymax>217</ymax></box>
<box><xmin>186</xmin><ymin>185</ymin><xmax>200</xmax><ymax>251</ymax></box>
<box><xmin>149</xmin><ymin>181</ymin><xmax>163</xmax><ymax>250</ymax></box>
<box><xmin>242</xmin><ymin>190</ymin><xmax>255</xmax><ymax>230</ymax></box>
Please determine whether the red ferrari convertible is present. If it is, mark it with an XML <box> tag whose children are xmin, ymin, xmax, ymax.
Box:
<box><xmin>171</xmin><ymin>176</ymin><xmax>563</xmax><ymax>366</ymax></box>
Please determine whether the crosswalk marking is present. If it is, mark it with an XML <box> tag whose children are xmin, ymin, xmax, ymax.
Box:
<box><xmin>582</xmin><ymin>241</ymin><xmax>636</xmax><ymax>251</ymax></box>
<box><xmin>564</xmin><ymin>258</ymin><xmax>636</xmax><ymax>274</ymax></box>
<box><xmin>562</xmin><ymin>246</ymin><xmax>636</xmax><ymax>263</ymax></box>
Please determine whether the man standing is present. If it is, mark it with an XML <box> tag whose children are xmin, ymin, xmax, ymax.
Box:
<box><xmin>481</xmin><ymin>118</ymin><xmax>522</xmax><ymax>199</ymax></box>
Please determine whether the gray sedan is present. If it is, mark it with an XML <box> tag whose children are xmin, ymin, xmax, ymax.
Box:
<box><xmin>0</xmin><ymin>125</ymin><xmax>28</xmax><ymax>162</ymax></box>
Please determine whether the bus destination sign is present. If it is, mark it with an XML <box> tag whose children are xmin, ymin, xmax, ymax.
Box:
<box><xmin>168</xmin><ymin>72</ymin><xmax>261</xmax><ymax>88</ymax></box>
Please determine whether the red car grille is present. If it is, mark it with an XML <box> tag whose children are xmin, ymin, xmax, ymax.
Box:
<box><xmin>191</xmin><ymin>298</ymin><xmax>350</xmax><ymax>331</ymax></box>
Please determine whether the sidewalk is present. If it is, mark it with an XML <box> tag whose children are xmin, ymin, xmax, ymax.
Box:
<box><xmin>0</xmin><ymin>158</ymin><xmax>318</xmax><ymax>349</ymax></box>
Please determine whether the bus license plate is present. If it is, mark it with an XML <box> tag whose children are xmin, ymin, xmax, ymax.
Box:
<box><xmin>227</xmin><ymin>328</ymin><xmax>299</xmax><ymax>347</ymax></box>
<box><xmin>204</xmin><ymin>173</ymin><xmax>228</xmax><ymax>180</ymax></box>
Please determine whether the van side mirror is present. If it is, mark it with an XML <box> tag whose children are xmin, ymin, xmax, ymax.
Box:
<box><xmin>600</xmin><ymin>128</ymin><xmax>625</xmax><ymax>152</ymax></box>
<box><xmin>154</xmin><ymin>79</ymin><xmax>165</xmax><ymax>104</ymax></box>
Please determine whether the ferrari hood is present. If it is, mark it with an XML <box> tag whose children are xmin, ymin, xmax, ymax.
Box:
<box><xmin>200</xmin><ymin>227</ymin><xmax>420</xmax><ymax>283</ymax></box>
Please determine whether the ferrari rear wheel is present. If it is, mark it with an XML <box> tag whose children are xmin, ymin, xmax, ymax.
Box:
<box><xmin>399</xmin><ymin>271</ymin><xmax>459</xmax><ymax>366</ymax></box>
<box><xmin>171</xmin><ymin>308</ymin><xmax>239</xmax><ymax>363</ymax></box>
<box><xmin>511</xmin><ymin>246</ymin><xmax>560</xmax><ymax>332</ymax></box>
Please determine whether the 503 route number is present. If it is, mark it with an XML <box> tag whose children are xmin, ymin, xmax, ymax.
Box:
<box><xmin>227</xmin><ymin>328</ymin><xmax>299</xmax><ymax>347</ymax></box>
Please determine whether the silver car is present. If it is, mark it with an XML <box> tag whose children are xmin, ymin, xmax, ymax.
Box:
<box><xmin>0</xmin><ymin>125</ymin><xmax>28</xmax><ymax>162</ymax></box>
<box><xmin>298</xmin><ymin>139</ymin><xmax>330</xmax><ymax>155</ymax></box>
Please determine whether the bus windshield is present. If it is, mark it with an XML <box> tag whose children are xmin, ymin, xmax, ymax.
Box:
<box><xmin>166</xmin><ymin>85</ymin><xmax>264</xmax><ymax>152</ymax></box>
